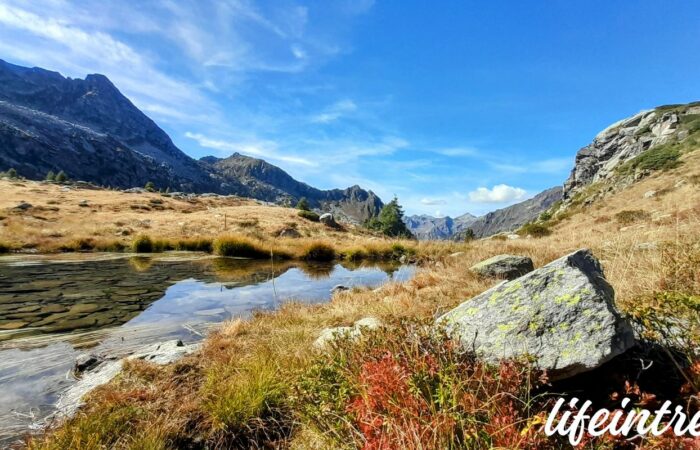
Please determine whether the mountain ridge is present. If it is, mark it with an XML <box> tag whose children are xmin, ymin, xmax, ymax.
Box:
<box><xmin>0</xmin><ymin>59</ymin><xmax>382</xmax><ymax>223</ymax></box>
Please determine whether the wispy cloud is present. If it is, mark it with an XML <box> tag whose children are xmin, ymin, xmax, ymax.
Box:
<box><xmin>433</xmin><ymin>147</ymin><xmax>480</xmax><ymax>157</ymax></box>
<box><xmin>311</xmin><ymin>99</ymin><xmax>358</xmax><ymax>123</ymax></box>
<box><xmin>420</xmin><ymin>198</ymin><xmax>447</xmax><ymax>206</ymax></box>
<box><xmin>468</xmin><ymin>184</ymin><xmax>527</xmax><ymax>203</ymax></box>
<box><xmin>184</xmin><ymin>132</ymin><xmax>315</xmax><ymax>166</ymax></box>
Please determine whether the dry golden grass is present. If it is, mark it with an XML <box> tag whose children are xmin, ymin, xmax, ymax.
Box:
<box><xmin>23</xmin><ymin>150</ymin><xmax>700</xmax><ymax>449</ymax></box>
<box><xmin>0</xmin><ymin>179</ymin><xmax>380</xmax><ymax>253</ymax></box>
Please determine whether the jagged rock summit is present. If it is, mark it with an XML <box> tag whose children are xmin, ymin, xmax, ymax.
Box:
<box><xmin>438</xmin><ymin>249</ymin><xmax>635</xmax><ymax>380</ymax></box>
<box><xmin>563</xmin><ymin>101</ymin><xmax>700</xmax><ymax>202</ymax></box>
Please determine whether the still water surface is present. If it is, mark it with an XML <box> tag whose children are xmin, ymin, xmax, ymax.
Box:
<box><xmin>0</xmin><ymin>253</ymin><xmax>415</xmax><ymax>443</ymax></box>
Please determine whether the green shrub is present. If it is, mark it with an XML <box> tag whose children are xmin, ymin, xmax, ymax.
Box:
<box><xmin>619</xmin><ymin>144</ymin><xmax>682</xmax><ymax>175</ymax></box>
<box><xmin>297</xmin><ymin>210</ymin><xmax>319</xmax><ymax>222</ymax></box>
<box><xmin>55</xmin><ymin>170</ymin><xmax>68</xmax><ymax>183</ymax></box>
<box><xmin>615</xmin><ymin>209</ymin><xmax>651</xmax><ymax>225</ymax></box>
<box><xmin>45</xmin><ymin>170</ymin><xmax>56</xmax><ymax>181</ymax></box>
<box><xmin>144</xmin><ymin>181</ymin><xmax>156</xmax><ymax>192</ymax></box>
<box><xmin>518</xmin><ymin>222</ymin><xmax>551</xmax><ymax>238</ymax></box>
<box><xmin>295</xmin><ymin>197</ymin><xmax>310</xmax><ymax>211</ymax></box>
<box><xmin>131</xmin><ymin>235</ymin><xmax>154</xmax><ymax>253</ymax></box>
<box><xmin>538</xmin><ymin>210</ymin><xmax>553</xmax><ymax>222</ymax></box>
<box><xmin>300</xmin><ymin>242</ymin><xmax>335</xmax><ymax>261</ymax></box>
<box><xmin>0</xmin><ymin>242</ymin><xmax>11</xmax><ymax>254</ymax></box>
<box><xmin>214</xmin><ymin>237</ymin><xmax>269</xmax><ymax>259</ymax></box>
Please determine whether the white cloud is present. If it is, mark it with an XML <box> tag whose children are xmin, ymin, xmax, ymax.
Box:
<box><xmin>420</xmin><ymin>198</ymin><xmax>447</xmax><ymax>206</ymax></box>
<box><xmin>434</xmin><ymin>147</ymin><xmax>480</xmax><ymax>157</ymax></box>
<box><xmin>184</xmin><ymin>132</ymin><xmax>315</xmax><ymax>166</ymax></box>
<box><xmin>468</xmin><ymin>184</ymin><xmax>527</xmax><ymax>203</ymax></box>
<box><xmin>311</xmin><ymin>99</ymin><xmax>358</xmax><ymax>123</ymax></box>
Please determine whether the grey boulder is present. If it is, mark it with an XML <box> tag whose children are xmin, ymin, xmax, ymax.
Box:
<box><xmin>439</xmin><ymin>249</ymin><xmax>635</xmax><ymax>380</ymax></box>
<box><xmin>470</xmin><ymin>254</ymin><xmax>534</xmax><ymax>280</ymax></box>
<box><xmin>319</xmin><ymin>213</ymin><xmax>338</xmax><ymax>227</ymax></box>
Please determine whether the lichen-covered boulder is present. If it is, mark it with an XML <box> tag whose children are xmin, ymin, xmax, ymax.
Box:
<box><xmin>439</xmin><ymin>249</ymin><xmax>635</xmax><ymax>379</ymax></box>
<box><xmin>470</xmin><ymin>254</ymin><xmax>534</xmax><ymax>280</ymax></box>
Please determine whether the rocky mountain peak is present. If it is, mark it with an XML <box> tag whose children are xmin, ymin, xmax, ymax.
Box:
<box><xmin>563</xmin><ymin>101</ymin><xmax>700</xmax><ymax>201</ymax></box>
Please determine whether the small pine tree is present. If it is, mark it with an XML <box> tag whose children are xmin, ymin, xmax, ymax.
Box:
<box><xmin>45</xmin><ymin>170</ymin><xmax>56</xmax><ymax>181</ymax></box>
<box><xmin>296</xmin><ymin>197</ymin><xmax>310</xmax><ymax>211</ymax></box>
<box><xmin>462</xmin><ymin>228</ymin><xmax>476</xmax><ymax>242</ymax></box>
<box><xmin>366</xmin><ymin>196</ymin><xmax>414</xmax><ymax>239</ymax></box>
<box><xmin>6</xmin><ymin>168</ymin><xmax>18</xmax><ymax>179</ymax></box>
<box><xmin>55</xmin><ymin>170</ymin><xmax>68</xmax><ymax>183</ymax></box>
<box><xmin>144</xmin><ymin>181</ymin><xmax>156</xmax><ymax>192</ymax></box>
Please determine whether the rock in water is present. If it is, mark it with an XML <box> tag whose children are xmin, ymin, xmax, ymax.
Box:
<box><xmin>439</xmin><ymin>249</ymin><xmax>635</xmax><ymax>379</ymax></box>
<box><xmin>470</xmin><ymin>254</ymin><xmax>534</xmax><ymax>280</ymax></box>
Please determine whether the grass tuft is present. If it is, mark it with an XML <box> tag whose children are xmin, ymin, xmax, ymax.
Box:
<box><xmin>214</xmin><ymin>235</ymin><xmax>273</xmax><ymax>259</ymax></box>
<box><xmin>299</xmin><ymin>242</ymin><xmax>335</xmax><ymax>261</ymax></box>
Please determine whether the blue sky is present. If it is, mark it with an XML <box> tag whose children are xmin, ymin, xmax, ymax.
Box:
<box><xmin>1</xmin><ymin>1</ymin><xmax>698</xmax><ymax>216</ymax></box>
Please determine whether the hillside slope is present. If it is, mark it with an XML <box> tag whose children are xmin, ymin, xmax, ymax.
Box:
<box><xmin>0</xmin><ymin>60</ymin><xmax>382</xmax><ymax>223</ymax></box>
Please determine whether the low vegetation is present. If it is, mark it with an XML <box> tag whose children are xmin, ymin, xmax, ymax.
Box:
<box><xmin>297</xmin><ymin>210</ymin><xmax>319</xmax><ymax>222</ymax></box>
<box><xmin>213</xmin><ymin>235</ymin><xmax>276</xmax><ymax>259</ymax></box>
<box><xmin>517</xmin><ymin>222</ymin><xmax>552</xmax><ymax>238</ymax></box>
<box><xmin>299</xmin><ymin>242</ymin><xmax>335</xmax><ymax>262</ymax></box>
<box><xmin>618</xmin><ymin>143</ymin><xmax>683</xmax><ymax>175</ymax></box>
<box><xmin>614</xmin><ymin>209</ymin><xmax>651</xmax><ymax>225</ymax></box>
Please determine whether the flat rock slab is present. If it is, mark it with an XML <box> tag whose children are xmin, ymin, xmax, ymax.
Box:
<box><xmin>55</xmin><ymin>340</ymin><xmax>200</xmax><ymax>419</ymax></box>
<box><xmin>470</xmin><ymin>254</ymin><xmax>534</xmax><ymax>280</ymax></box>
<box><xmin>440</xmin><ymin>249</ymin><xmax>635</xmax><ymax>380</ymax></box>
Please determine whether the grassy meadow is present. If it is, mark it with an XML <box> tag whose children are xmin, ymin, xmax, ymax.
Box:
<box><xmin>3</xmin><ymin>150</ymin><xmax>699</xmax><ymax>449</ymax></box>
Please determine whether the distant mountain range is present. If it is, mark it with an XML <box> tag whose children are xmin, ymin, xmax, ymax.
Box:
<box><xmin>404</xmin><ymin>187</ymin><xmax>562</xmax><ymax>240</ymax></box>
<box><xmin>0</xmin><ymin>59</ymin><xmax>381</xmax><ymax>223</ymax></box>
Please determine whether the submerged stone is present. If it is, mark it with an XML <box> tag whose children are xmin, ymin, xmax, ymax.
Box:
<box><xmin>439</xmin><ymin>249</ymin><xmax>635</xmax><ymax>380</ymax></box>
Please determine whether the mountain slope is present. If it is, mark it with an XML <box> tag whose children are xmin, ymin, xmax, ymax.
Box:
<box><xmin>0</xmin><ymin>59</ymin><xmax>381</xmax><ymax>223</ymax></box>
<box><xmin>563</xmin><ymin>101</ymin><xmax>700</xmax><ymax>203</ymax></box>
<box><xmin>463</xmin><ymin>187</ymin><xmax>563</xmax><ymax>238</ymax></box>
<box><xmin>202</xmin><ymin>154</ymin><xmax>383</xmax><ymax>222</ymax></box>
<box><xmin>403</xmin><ymin>213</ymin><xmax>476</xmax><ymax>240</ymax></box>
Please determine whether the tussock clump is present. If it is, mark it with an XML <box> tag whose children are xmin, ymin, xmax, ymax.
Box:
<box><xmin>214</xmin><ymin>236</ymin><xmax>275</xmax><ymax>259</ymax></box>
<box><xmin>299</xmin><ymin>242</ymin><xmax>335</xmax><ymax>261</ymax></box>
<box><xmin>174</xmin><ymin>238</ymin><xmax>213</xmax><ymax>253</ymax></box>
<box><xmin>0</xmin><ymin>242</ymin><xmax>11</xmax><ymax>253</ymax></box>
<box><xmin>131</xmin><ymin>234</ymin><xmax>154</xmax><ymax>253</ymax></box>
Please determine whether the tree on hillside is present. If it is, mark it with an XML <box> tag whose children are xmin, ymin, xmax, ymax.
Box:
<box><xmin>296</xmin><ymin>197</ymin><xmax>310</xmax><ymax>211</ymax></box>
<box><xmin>45</xmin><ymin>170</ymin><xmax>56</xmax><ymax>181</ymax></box>
<box><xmin>462</xmin><ymin>228</ymin><xmax>476</xmax><ymax>242</ymax></box>
<box><xmin>145</xmin><ymin>181</ymin><xmax>156</xmax><ymax>192</ymax></box>
<box><xmin>366</xmin><ymin>196</ymin><xmax>414</xmax><ymax>238</ymax></box>
<box><xmin>6</xmin><ymin>168</ymin><xmax>18</xmax><ymax>179</ymax></box>
<box><xmin>55</xmin><ymin>170</ymin><xmax>68</xmax><ymax>183</ymax></box>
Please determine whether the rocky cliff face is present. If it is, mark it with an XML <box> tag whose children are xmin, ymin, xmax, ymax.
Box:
<box><xmin>403</xmin><ymin>213</ymin><xmax>476</xmax><ymax>240</ymax></box>
<box><xmin>563</xmin><ymin>101</ymin><xmax>700</xmax><ymax>201</ymax></box>
<box><xmin>466</xmin><ymin>187</ymin><xmax>562</xmax><ymax>238</ymax></box>
<box><xmin>0</xmin><ymin>59</ymin><xmax>381</xmax><ymax>223</ymax></box>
